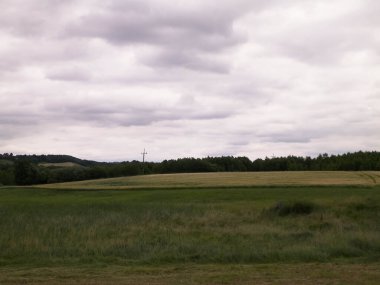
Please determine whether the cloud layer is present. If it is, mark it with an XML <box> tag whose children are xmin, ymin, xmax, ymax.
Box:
<box><xmin>0</xmin><ymin>0</ymin><xmax>379</xmax><ymax>161</ymax></box>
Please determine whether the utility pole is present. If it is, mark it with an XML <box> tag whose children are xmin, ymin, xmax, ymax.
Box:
<box><xmin>141</xmin><ymin>148</ymin><xmax>147</xmax><ymax>174</ymax></box>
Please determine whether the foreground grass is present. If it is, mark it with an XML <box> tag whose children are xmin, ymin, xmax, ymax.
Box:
<box><xmin>1</xmin><ymin>186</ymin><xmax>379</xmax><ymax>265</ymax></box>
<box><xmin>2</xmin><ymin>263</ymin><xmax>380</xmax><ymax>284</ymax></box>
<box><xmin>39</xmin><ymin>171</ymin><xmax>380</xmax><ymax>189</ymax></box>
<box><xmin>0</xmin><ymin>183</ymin><xmax>379</xmax><ymax>283</ymax></box>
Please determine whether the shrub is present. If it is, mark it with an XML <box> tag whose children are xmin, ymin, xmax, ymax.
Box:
<box><xmin>268</xmin><ymin>201</ymin><xmax>317</xmax><ymax>216</ymax></box>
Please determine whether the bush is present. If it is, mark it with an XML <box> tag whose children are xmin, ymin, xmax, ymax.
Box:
<box><xmin>268</xmin><ymin>201</ymin><xmax>317</xmax><ymax>216</ymax></box>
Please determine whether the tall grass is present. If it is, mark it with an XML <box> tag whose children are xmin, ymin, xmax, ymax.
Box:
<box><xmin>0</xmin><ymin>186</ymin><xmax>379</xmax><ymax>266</ymax></box>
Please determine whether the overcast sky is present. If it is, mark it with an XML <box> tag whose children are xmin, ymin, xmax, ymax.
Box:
<box><xmin>0</xmin><ymin>0</ymin><xmax>379</xmax><ymax>161</ymax></box>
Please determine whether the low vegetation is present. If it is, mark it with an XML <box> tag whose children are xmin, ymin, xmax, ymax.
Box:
<box><xmin>2</xmin><ymin>263</ymin><xmax>379</xmax><ymax>285</ymax></box>
<box><xmin>266</xmin><ymin>201</ymin><xmax>317</xmax><ymax>216</ymax></box>
<box><xmin>0</xmin><ymin>173</ymin><xmax>379</xmax><ymax>283</ymax></box>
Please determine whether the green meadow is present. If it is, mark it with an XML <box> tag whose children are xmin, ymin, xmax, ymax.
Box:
<box><xmin>1</xmin><ymin>172</ymin><xmax>380</xmax><ymax>284</ymax></box>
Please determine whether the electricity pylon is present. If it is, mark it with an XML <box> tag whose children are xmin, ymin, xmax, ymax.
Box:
<box><xmin>141</xmin><ymin>148</ymin><xmax>147</xmax><ymax>174</ymax></box>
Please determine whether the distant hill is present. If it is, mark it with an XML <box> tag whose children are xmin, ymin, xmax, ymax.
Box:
<box><xmin>38</xmin><ymin>162</ymin><xmax>85</xmax><ymax>168</ymax></box>
<box><xmin>0</xmin><ymin>159</ymin><xmax>13</xmax><ymax>166</ymax></box>
<box><xmin>0</xmin><ymin>154</ymin><xmax>98</xmax><ymax>167</ymax></box>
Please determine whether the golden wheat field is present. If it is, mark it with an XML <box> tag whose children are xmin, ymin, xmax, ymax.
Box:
<box><xmin>38</xmin><ymin>171</ymin><xmax>380</xmax><ymax>189</ymax></box>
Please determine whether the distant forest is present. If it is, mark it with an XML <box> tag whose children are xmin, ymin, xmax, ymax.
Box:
<box><xmin>1</xmin><ymin>151</ymin><xmax>380</xmax><ymax>186</ymax></box>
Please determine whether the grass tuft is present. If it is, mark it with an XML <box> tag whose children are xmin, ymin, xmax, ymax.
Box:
<box><xmin>267</xmin><ymin>201</ymin><xmax>317</xmax><ymax>216</ymax></box>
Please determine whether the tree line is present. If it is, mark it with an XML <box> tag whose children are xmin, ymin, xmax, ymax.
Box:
<box><xmin>1</xmin><ymin>151</ymin><xmax>380</xmax><ymax>186</ymax></box>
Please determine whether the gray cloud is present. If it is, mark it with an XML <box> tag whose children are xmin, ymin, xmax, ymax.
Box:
<box><xmin>43</xmin><ymin>99</ymin><xmax>235</xmax><ymax>127</ymax></box>
<box><xmin>63</xmin><ymin>0</ymin><xmax>250</xmax><ymax>72</ymax></box>
<box><xmin>264</xmin><ymin>135</ymin><xmax>311</xmax><ymax>144</ymax></box>
<box><xmin>0</xmin><ymin>38</ymin><xmax>92</xmax><ymax>77</ymax></box>
<box><xmin>46</xmin><ymin>66</ymin><xmax>92</xmax><ymax>82</ymax></box>
<box><xmin>67</xmin><ymin>1</ymin><xmax>244</xmax><ymax>48</ymax></box>
<box><xmin>0</xmin><ymin>0</ymin><xmax>379</xmax><ymax>161</ymax></box>
<box><xmin>248</xmin><ymin>0</ymin><xmax>380</xmax><ymax>64</ymax></box>
<box><xmin>0</xmin><ymin>0</ymin><xmax>74</xmax><ymax>36</ymax></box>
<box><xmin>142</xmin><ymin>50</ymin><xmax>230</xmax><ymax>73</ymax></box>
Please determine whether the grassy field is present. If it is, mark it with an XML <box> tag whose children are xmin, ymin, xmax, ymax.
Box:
<box><xmin>38</xmin><ymin>162</ymin><xmax>83</xmax><ymax>168</ymax></box>
<box><xmin>1</xmin><ymin>172</ymin><xmax>380</xmax><ymax>284</ymax></box>
<box><xmin>39</xmin><ymin>171</ymin><xmax>380</xmax><ymax>189</ymax></box>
